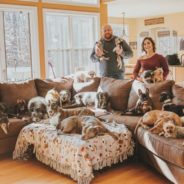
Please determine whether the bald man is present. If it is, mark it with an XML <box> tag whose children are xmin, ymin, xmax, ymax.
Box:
<box><xmin>90</xmin><ymin>24</ymin><xmax>133</xmax><ymax>79</ymax></box>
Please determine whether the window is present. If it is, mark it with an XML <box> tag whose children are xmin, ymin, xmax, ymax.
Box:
<box><xmin>0</xmin><ymin>5</ymin><xmax>40</xmax><ymax>82</ymax></box>
<box><xmin>44</xmin><ymin>10</ymin><xmax>99</xmax><ymax>78</ymax></box>
<box><xmin>42</xmin><ymin>0</ymin><xmax>99</xmax><ymax>7</ymax></box>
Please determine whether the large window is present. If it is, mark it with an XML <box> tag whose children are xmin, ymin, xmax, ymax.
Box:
<box><xmin>44</xmin><ymin>10</ymin><xmax>99</xmax><ymax>78</ymax></box>
<box><xmin>42</xmin><ymin>0</ymin><xmax>99</xmax><ymax>6</ymax></box>
<box><xmin>0</xmin><ymin>5</ymin><xmax>40</xmax><ymax>82</ymax></box>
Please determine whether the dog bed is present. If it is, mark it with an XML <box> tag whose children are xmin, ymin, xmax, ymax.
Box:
<box><xmin>13</xmin><ymin>121</ymin><xmax>134</xmax><ymax>184</ymax></box>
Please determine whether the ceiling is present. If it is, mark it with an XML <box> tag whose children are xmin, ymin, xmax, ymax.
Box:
<box><xmin>107</xmin><ymin>0</ymin><xmax>184</xmax><ymax>18</ymax></box>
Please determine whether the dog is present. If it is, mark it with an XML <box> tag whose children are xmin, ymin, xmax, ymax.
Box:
<box><xmin>160</xmin><ymin>91</ymin><xmax>184</xmax><ymax>116</ymax></box>
<box><xmin>152</xmin><ymin>68</ymin><xmax>164</xmax><ymax>83</ymax></box>
<box><xmin>28</xmin><ymin>97</ymin><xmax>48</xmax><ymax>122</ymax></box>
<box><xmin>0</xmin><ymin>102</ymin><xmax>9</xmax><ymax>134</ymax></box>
<box><xmin>14</xmin><ymin>99</ymin><xmax>28</xmax><ymax>118</ymax></box>
<box><xmin>123</xmin><ymin>88</ymin><xmax>153</xmax><ymax>115</ymax></box>
<box><xmin>140</xmin><ymin>68</ymin><xmax>164</xmax><ymax>84</ymax></box>
<box><xmin>57</xmin><ymin>115</ymin><xmax>118</xmax><ymax>140</ymax></box>
<box><xmin>134</xmin><ymin>110</ymin><xmax>183</xmax><ymax>136</ymax></box>
<box><xmin>59</xmin><ymin>89</ymin><xmax>71</xmax><ymax>107</ymax></box>
<box><xmin>74</xmin><ymin>70</ymin><xmax>96</xmax><ymax>83</ymax></box>
<box><xmin>113</xmin><ymin>37</ymin><xmax>123</xmax><ymax>69</ymax></box>
<box><xmin>49</xmin><ymin>107</ymin><xmax>95</xmax><ymax>127</ymax></box>
<box><xmin>95</xmin><ymin>92</ymin><xmax>110</xmax><ymax>110</ymax></box>
<box><xmin>95</xmin><ymin>40</ymin><xmax>109</xmax><ymax>62</ymax></box>
<box><xmin>45</xmin><ymin>89</ymin><xmax>60</xmax><ymax>117</ymax></box>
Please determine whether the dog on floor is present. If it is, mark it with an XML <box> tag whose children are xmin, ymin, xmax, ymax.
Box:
<box><xmin>59</xmin><ymin>89</ymin><xmax>71</xmax><ymax>108</ymax></box>
<box><xmin>160</xmin><ymin>91</ymin><xmax>184</xmax><ymax>116</ymax></box>
<box><xmin>0</xmin><ymin>102</ymin><xmax>9</xmax><ymax>134</ymax></box>
<box><xmin>123</xmin><ymin>88</ymin><xmax>153</xmax><ymax>115</ymax></box>
<box><xmin>45</xmin><ymin>89</ymin><xmax>60</xmax><ymax>117</ymax></box>
<box><xmin>57</xmin><ymin>115</ymin><xmax>118</xmax><ymax>140</ymax></box>
<box><xmin>134</xmin><ymin>110</ymin><xmax>183</xmax><ymax>136</ymax></box>
<box><xmin>28</xmin><ymin>96</ymin><xmax>48</xmax><ymax>122</ymax></box>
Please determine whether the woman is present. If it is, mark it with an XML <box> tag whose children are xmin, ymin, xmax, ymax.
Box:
<box><xmin>133</xmin><ymin>37</ymin><xmax>169</xmax><ymax>80</ymax></box>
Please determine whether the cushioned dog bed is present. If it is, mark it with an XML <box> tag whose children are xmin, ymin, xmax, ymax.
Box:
<box><xmin>13</xmin><ymin>121</ymin><xmax>134</xmax><ymax>184</ymax></box>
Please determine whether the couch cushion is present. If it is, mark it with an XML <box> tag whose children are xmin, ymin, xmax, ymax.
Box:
<box><xmin>35</xmin><ymin>78</ymin><xmax>73</xmax><ymax>97</ymax></box>
<box><xmin>98</xmin><ymin>111</ymin><xmax>141</xmax><ymax>132</ymax></box>
<box><xmin>128</xmin><ymin>80</ymin><xmax>174</xmax><ymax>110</ymax></box>
<box><xmin>0</xmin><ymin>80</ymin><xmax>37</xmax><ymax>111</ymax></box>
<box><xmin>172</xmin><ymin>84</ymin><xmax>184</xmax><ymax>106</ymax></box>
<box><xmin>98</xmin><ymin>77</ymin><xmax>133</xmax><ymax>111</ymax></box>
<box><xmin>136</xmin><ymin>127</ymin><xmax>184</xmax><ymax>169</ymax></box>
<box><xmin>73</xmin><ymin>77</ymin><xmax>101</xmax><ymax>95</ymax></box>
<box><xmin>0</xmin><ymin>118</ymin><xmax>29</xmax><ymax>139</ymax></box>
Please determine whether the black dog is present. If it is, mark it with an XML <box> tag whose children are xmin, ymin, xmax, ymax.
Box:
<box><xmin>122</xmin><ymin>88</ymin><xmax>153</xmax><ymax>115</ymax></box>
<box><xmin>160</xmin><ymin>91</ymin><xmax>184</xmax><ymax>116</ymax></box>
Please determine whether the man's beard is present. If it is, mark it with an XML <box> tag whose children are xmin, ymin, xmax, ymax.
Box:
<box><xmin>104</xmin><ymin>34</ymin><xmax>112</xmax><ymax>40</ymax></box>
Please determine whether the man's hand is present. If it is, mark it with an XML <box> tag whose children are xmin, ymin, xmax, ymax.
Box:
<box><xmin>115</xmin><ymin>45</ymin><xmax>123</xmax><ymax>56</ymax></box>
<box><xmin>95</xmin><ymin>44</ymin><xmax>103</xmax><ymax>57</ymax></box>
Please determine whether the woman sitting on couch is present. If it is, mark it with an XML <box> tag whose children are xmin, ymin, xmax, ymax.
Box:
<box><xmin>132</xmin><ymin>37</ymin><xmax>169</xmax><ymax>81</ymax></box>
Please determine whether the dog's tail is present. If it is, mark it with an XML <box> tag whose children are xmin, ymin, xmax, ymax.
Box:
<box><xmin>134</xmin><ymin>117</ymin><xmax>143</xmax><ymax>136</ymax></box>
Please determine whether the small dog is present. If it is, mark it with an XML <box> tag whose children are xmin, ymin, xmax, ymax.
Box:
<box><xmin>95</xmin><ymin>92</ymin><xmax>110</xmax><ymax>110</ymax></box>
<box><xmin>57</xmin><ymin>115</ymin><xmax>118</xmax><ymax>140</ymax></box>
<box><xmin>15</xmin><ymin>99</ymin><xmax>28</xmax><ymax>118</ymax></box>
<box><xmin>28</xmin><ymin>97</ymin><xmax>48</xmax><ymax>122</ymax></box>
<box><xmin>59</xmin><ymin>89</ymin><xmax>71</xmax><ymax>107</ymax></box>
<box><xmin>45</xmin><ymin>89</ymin><xmax>60</xmax><ymax>117</ymax></box>
<box><xmin>74</xmin><ymin>70</ymin><xmax>96</xmax><ymax>83</ymax></box>
<box><xmin>160</xmin><ymin>91</ymin><xmax>184</xmax><ymax>116</ymax></box>
<box><xmin>134</xmin><ymin>110</ymin><xmax>183</xmax><ymax>135</ymax></box>
<box><xmin>0</xmin><ymin>103</ymin><xmax>9</xmax><ymax>134</ymax></box>
<box><xmin>113</xmin><ymin>37</ymin><xmax>123</xmax><ymax>69</ymax></box>
<box><xmin>152</xmin><ymin>68</ymin><xmax>164</xmax><ymax>83</ymax></box>
<box><xmin>140</xmin><ymin>68</ymin><xmax>164</xmax><ymax>84</ymax></box>
<box><xmin>95</xmin><ymin>40</ymin><xmax>109</xmax><ymax>62</ymax></box>
<box><xmin>124</xmin><ymin>88</ymin><xmax>153</xmax><ymax>115</ymax></box>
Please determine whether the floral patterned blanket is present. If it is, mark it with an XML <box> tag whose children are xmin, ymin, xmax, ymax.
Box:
<box><xmin>13</xmin><ymin>121</ymin><xmax>134</xmax><ymax>184</ymax></box>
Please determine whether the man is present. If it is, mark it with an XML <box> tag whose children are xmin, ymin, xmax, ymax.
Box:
<box><xmin>90</xmin><ymin>24</ymin><xmax>133</xmax><ymax>79</ymax></box>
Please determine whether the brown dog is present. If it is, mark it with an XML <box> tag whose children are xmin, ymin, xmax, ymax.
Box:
<box><xmin>57</xmin><ymin>115</ymin><xmax>118</xmax><ymax>140</ymax></box>
<box><xmin>134</xmin><ymin>110</ymin><xmax>183</xmax><ymax>135</ymax></box>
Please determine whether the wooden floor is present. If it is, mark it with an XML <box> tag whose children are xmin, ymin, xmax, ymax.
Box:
<box><xmin>0</xmin><ymin>155</ymin><xmax>170</xmax><ymax>184</ymax></box>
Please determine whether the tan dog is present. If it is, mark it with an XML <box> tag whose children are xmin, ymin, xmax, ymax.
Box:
<box><xmin>59</xmin><ymin>89</ymin><xmax>71</xmax><ymax>107</ymax></box>
<box><xmin>45</xmin><ymin>89</ymin><xmax>60</xmax><ymax>117</ymax></box>
<box><xmin>152</xmin><ymin>68</ymin><xmax>164</xmax><ymax>83</ymax></box>
<box><xmin>50</xmin><ymin>107</ymin><xmax>95</xmax><ymax>126</ymax></box>
<box><xmin>134</xmin><ymin>110</ymin><xmax>183</xmax><ymax>135</ymax></box>
<box><xmin>57</xmin><ymin>115</ymin><xmax>118</xmax><ymax>140</ymax></box>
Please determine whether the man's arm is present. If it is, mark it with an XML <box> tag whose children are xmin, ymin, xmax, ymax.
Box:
<box><xmin>121</xmin><ymin>40</ymin><xmax>133</xmax><ymax>59</ymax></box>
<box><xmin>90</xmin><ymin>43</ymin><xmax>100</xmax><ymax>63</ymax></box>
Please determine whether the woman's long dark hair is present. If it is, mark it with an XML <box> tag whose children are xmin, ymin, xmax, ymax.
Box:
<box><xmin>142</xmin><ymin>37</ymin><xmax>156</xmax><ymax>53</ymax></box>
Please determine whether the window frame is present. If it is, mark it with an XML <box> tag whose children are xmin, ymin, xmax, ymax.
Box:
<box><xmin>42</xmin><ymin>0</ymin><xmax>100</xmax><ymax>7</ymax></box>
<box><xmin>43</xmin><ymin>8</ymin><xmax>100</xmax><ymax>78</ymax></box>
<box><xmin>0</xmin><ymin>4</ymin><xmax>40</xmax><ymax>81</ymax></box>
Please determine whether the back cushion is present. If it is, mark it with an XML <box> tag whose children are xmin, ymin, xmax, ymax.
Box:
<box><xmin>128</xmin><ymin>80</ymin><xmax>174</xmax><ymax>110</ymax></box>
<box><xmin>98</xmin><ymin>77</ymin><xmax>133</xmax><ymax>111</ymax></box>
<box><xmin>35</xmin><ymin>78</ymin><xmax>73</xmax><ymax>97</ymax></box>
<box><xmin>73</xmin><ymin>77</ymin><xmax>101</xmax><ymax>95</ymax></box>
<box><xmin>172</xmin><ymin>83</ymin><xmax>184</xmax><ymax>105</ymax></box>
<box><xmin>0</xmin><ymin>80</ymin><xmax>37</xmax><ymax>111</ymax></box>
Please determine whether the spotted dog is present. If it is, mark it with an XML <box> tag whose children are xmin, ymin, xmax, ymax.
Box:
<box><xmin>59</xmin><ymin>89</ymin><xmax>71</xmax><ymax>108</ymax></box>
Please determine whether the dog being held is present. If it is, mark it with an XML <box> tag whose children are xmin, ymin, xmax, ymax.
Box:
<box><xmin>95</xmin><ymin>40</ymin><xmax>109</xmax><ymax>62</ymax></box>
<box><xmin>45</xmin><ymin>89</ymin><xmax>60</xmax><ymax>117</ymax></box>
<box><xmin>160</xmin><ymin>91</ymin><xmax>184</xmax><ymax>116</ymax></box>
<box><xmin>28</xmin><ymin>96</ymin><xmax>48</xmax><ymax>122</ymax></box>
<box><xmin>123</xmin><ymin>88</ymin><xmax>153</xmax><ymax>115</ymax></box>
<box><xmin>0</xmin><ymin>102</ymin><xmax>9</xmax><ymax>134</ymax></box>
<box><xmin>134</xmin><ymin>110</ymin><xmax>183</xmax><ymax>136</ymax></box>
<box><xmin>57</xmin><ymin>115</ymin><xmax>118</xmax><ymax>140</ymax></box>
